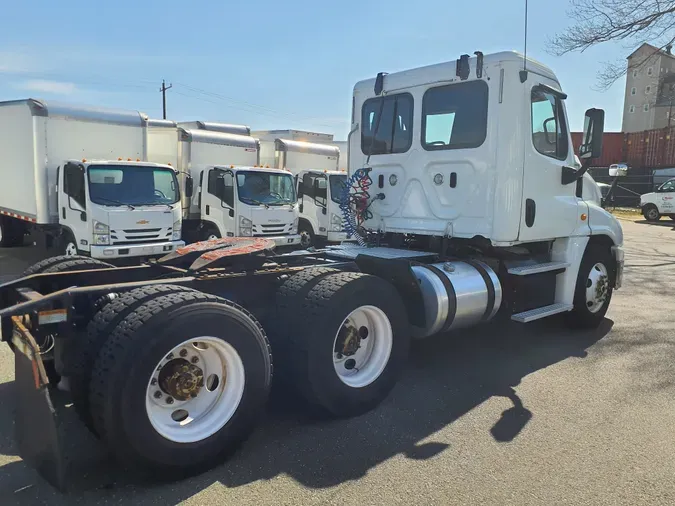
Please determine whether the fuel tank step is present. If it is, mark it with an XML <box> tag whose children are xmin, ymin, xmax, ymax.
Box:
<box><xmin>511</xmin><ymin>303</ymin><xmax>573</xmax><ymax>323</ymax></box>
<box><xmin>507</xmin><ymin>261</ymin><xmax>569</xmax><ymax>276</ymax></box>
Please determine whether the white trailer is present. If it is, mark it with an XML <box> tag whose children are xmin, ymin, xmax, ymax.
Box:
<box><xmin>176</xmin><ymin>128</ymin><xmax>301</xmax><ymax>246</ymax></box>
<box><xmin>0</xmin><ymin>99</ymin><xmax>184</xmax><ymax>259</ymax></box>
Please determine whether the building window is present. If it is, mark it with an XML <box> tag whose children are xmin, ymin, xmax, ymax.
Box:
<box><xmin>631</xmin><ymin>87</ymin><xmax>637</xmax><ymax>95</ymax></box>
<box><xmin>629</xmin><ymin>105</ymin><xmax>635</xmax><ymax>113</ymax></box>
<box><xmin>646</xmin><ymin>85</ymin><xmax>652</xmax><ymax>94</ymax></box>
<box><xmin>633</xmin><ymin>69</ymin><xmax>638</xmax><ymax>78</ymax></box>
<box><xmin>648</xmin><ymin>66</ymin><xmax>654</xmax><ymax>76</ymax></box>
<box><xmin>644</xmin><ymin>103</ymin><xmax>650</xmax><ymax>112</ymax></box>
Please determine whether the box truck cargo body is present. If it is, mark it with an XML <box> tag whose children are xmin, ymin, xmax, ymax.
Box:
<box><xmin>0</xmin><ymin>99</ymin><xmax>184</xmax><ymax>259</ymax></box>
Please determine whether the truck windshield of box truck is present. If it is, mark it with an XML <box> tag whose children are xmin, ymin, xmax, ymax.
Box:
<box><xmin>236</xmin><ymin>171</ymin><xmax>296</xmax><ymax>205</ymax></box>
<box><xmin>88</xmin><ymin>165</ymin><xmax>180</xmax><ymax>207</ymax></box>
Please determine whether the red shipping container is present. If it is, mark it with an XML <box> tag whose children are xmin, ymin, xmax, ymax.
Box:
<box><xmin>624</xmin><ymin>127</ymin><xmax>675</xmax><ymax>168</ymax></box>
<box><xmin>571</xmin><ymin>132</ymin><xmax>624</xmax><ymax>167</ymax></box>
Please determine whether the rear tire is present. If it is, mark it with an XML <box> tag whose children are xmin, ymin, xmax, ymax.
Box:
<box><xmin>281</xmin><ymin>272</ymin><xmax>409</xmax><ymax>417</ymax></box>
<box><xmin>69</xmin><ymin>284</ymin><xmax>197</xmax><ymax>435</ymax></box>
<box><xmin>643</xmin><ymin>204</ymin><xmax>660</xmax><ymax>222</ymax></box>
<box><xmin>22</xmin><ymin>255</ymin><xmax>112</xmax><ymax>277</ymax></box>
<box><xmin>88</xmin><ymin>290</ymin><xmax>272</xmax><ymax>478</ymax></box>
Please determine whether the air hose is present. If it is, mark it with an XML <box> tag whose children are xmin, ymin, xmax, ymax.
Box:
<box><xmin>339</xmin><ymin>167</ymin><xmax>372</xmax><ymax>246</ymax></box>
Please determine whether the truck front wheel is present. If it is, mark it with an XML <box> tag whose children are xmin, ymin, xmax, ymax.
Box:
<box><xmin>60</xmin><ymin>230</ymin><xmax>80</xmax><ymax>256</ymax></box>
<box><xmin>88</xmin><ymin>290</ymin><xmax>272</xmax><ymax>477</ymax></box>
<box><xmin>566</xmin><ymin>245</ymin><xmax>613</xmax><ymax>329</ymax></box>
<box><xmin>283</xmin><ymin>272</ymin><xmax>409</xmax><ymax>417</ymax></box>
<box><xmin>642</xmin><ymin>204</ymin><xmax>660</xmax><ymax>222</ymax></box>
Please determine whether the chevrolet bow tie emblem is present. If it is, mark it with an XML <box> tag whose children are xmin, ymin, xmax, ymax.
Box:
<box><xmin>137</xmin><ymin>220</ymin><xmax>150</xmax><ymax>225</ymax></box>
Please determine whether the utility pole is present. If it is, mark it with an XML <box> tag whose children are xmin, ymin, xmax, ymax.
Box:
<box><xmin>159</xmin><ymin>79</ymin><xmax>173</xmax><ymax>119</ymax></box>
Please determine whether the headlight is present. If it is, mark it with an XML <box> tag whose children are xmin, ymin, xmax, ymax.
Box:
<box><xmin>92</xmin><ymin>220</ymin><xmax>110</xmax><ymax>245</ymax></box>
<box><xmin>292</xmin><ymin>217</ymin><xmax>299</xmax><ymax>233</ymax></box>
<box><xmin>172</xmin><ymin>220</ymin><xmax>182</xmax><ymax>241</ymax></box>
<box><xmin>93</xmin><ymin>220</ymin><xmax>109</xmax><ymax>234</ymax></box>
<box><xmin>239</xmin><ymin>216</ymin><xmax>253</xmax><ymax>236</ymax></box>
<box><xmin>330</xmin><ymin>213</ymin><xmax>343</xmax><ymax>232</ymax></box>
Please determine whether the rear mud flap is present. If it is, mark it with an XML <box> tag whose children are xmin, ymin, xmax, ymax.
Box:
<box><xmin>12</xmin><ymin>317</ymin><xmax>67</xmax><ymax>491</ymax></box>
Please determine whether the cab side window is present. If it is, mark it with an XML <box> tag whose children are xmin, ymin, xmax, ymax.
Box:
<box><xmin>531</xmin><ymin>87</ymin><xmax>569</xmax><ymax>160</ymax></box>
<box><xmin>659</xmin><ymin>179</ymin><xmax>675</xmax><ymax>192</ymax></box>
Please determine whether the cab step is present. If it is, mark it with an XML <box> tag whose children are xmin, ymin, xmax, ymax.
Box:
<box><xmin>511</xmin><ymin>303</ymin><xmax>573</xmax><ymax>323</ymax></box>
<box><xmin>507</xmin><ymin>261</ymin><xmax>569</xmax><ymax>276</ymax></box>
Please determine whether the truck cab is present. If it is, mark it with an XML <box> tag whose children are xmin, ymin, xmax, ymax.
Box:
<box><xmin>198</xmin><ymin>165</ymin><xmax>300</xmax><ymax>246</ymax></box>
<box><xmin>296</xmin><ymin>170</ymin><xmax>349</xmax><ymax>247</ymax></box>
<box><xmin>640</xmin><ymin>177</ymin><xmax>675</xmax><ymax>221</ymax></box>
<box><xmin>58</xmin><ymin>159</ymin><xmax>183</xmax><ymax>259</ymax></box>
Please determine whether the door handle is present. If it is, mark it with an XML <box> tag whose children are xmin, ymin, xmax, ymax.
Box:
<box><xmin>525</xmin><ymin>199</ymin><xmax>536</xmax><ymax>227</ymax></box>
<box><xmin>62</xmin><ymin>207</ymin><xmax>66</xmax><ymax>219</ymax></box>
<box><xmin>206</xmin><ymin>204</ymin><xmax>210</xmax><ymax>215</ymax></box>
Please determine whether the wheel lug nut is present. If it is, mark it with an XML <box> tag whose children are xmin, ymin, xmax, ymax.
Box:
<box><xmin>166</xmin><ymin>397</ymin><xmax>174</xmax><ymax>404</ymax></box>
<box><xmin>179</xmin><ymin>349</ymin><xmax>188</xmax><ymax>357</ymax></box>
<box><xmin>191</xmin><ymin>356</ymin><xmax>199</xmax><ymax>364</ymax></box>
<box><xmin>153</xmin><ymin>391</ymin><xmax>162</xmax><ymax>399</ymax></box>
<box><xmin>150</xmin><ymin>378</ymin><xmax>157</xmax><ymax>386</ymax></box>
<box><xmin>166</xmin><ymin>353</ymin><xmax>174</xmax><ymax>360</ymax></box>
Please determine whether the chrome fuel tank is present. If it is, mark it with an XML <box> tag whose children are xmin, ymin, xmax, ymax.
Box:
<box><xmin>410</xmin><ymin>261</ymin><xmax>502</xmax><ymax>338</ymax></box>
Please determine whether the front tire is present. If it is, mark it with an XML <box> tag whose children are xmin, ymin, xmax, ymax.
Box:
<box><xmin>643</xmin><ymin>204</ymin><xmax>660</xmax><ymax>222</ymax></box>
<box><xmin>60</xmin><ymin>231</ymin><xmax>80</xmax><ymax>256</ymax></box>
<box><xmin>281</xmin><ymin>272</ymin><xmax>409</xmax><ymax>417</ymax></box>
<box><xmin>566</xmin><ymin>245</ymin><xmax>613</xmax><ymax>329</ymax></box>
<box><xmin>88</xmin><ymin>290</ymin><xmax>272</xmax><ymax>477</ymax></box>
<box><xmin>298</xmin><ymin>222</ymin><xmax>315</xmax><ymax>248</ymax></box>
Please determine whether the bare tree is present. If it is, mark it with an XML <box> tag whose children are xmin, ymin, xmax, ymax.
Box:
<box><xmin>549</xmin><ymin>0</ymin><xmax>675</xmax><ymax>89</ymax></box>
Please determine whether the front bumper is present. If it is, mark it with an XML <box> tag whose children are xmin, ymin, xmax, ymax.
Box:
<box><xmin>612</xmin><ymin>245</ymin><xmax>624</xmax><ymax>289</ymax></box>
<box><xmin>327</xmin><ymin>231</ymin><xmax>353</xmax><ymax>243</ymax></box>
<box><xmin>90</xmin><ymin>240</ymin><xmax>185</xmax><ymax>259</ymax></box>
<box><xmin>258</xmin><ymin>234</ymin><xmax>301</xmax><ymax>247</ymax></box>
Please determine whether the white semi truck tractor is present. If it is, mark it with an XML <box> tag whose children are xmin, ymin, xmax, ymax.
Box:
<box><xmin>0</xmin><ymin>52</ymin><xmax>622</xmax><ymax>490</ymax></box>
<box><xmin>0</xmin><ymin>99</ymin><xmax>185</xmax><ymax>259</ymax></box>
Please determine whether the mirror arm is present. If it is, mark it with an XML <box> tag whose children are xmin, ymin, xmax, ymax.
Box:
<box><xmin>561</xmin><ymin>158</ymin><xmax>591</xmax><ymax>185</ymax></box>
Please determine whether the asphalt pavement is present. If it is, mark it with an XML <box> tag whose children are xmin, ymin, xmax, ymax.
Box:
<box><xmin>0</xmin><ymin>219</ymin><xmax>674</xmax><ymax>505</ymax></box>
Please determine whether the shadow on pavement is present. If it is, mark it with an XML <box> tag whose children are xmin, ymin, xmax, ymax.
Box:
<box><xmin>0</xmin><ymin>316</ymin><xmax>613</xmax><ymax>504</ymax></box>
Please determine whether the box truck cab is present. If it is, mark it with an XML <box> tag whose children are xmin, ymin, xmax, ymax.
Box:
<box><xmin>0</xmin><ymin>99</ymin><xmax>184</xmax><ymax>259</ymax></box>
<box><xmin>176</xmin><ymin>128</ymin><xmax>300</xmax><ymax>246</ymax></box>
<box><xmin>264</xmin><ymin>138</ymin><xmax>349</xmax><ymax>247</ymax></box>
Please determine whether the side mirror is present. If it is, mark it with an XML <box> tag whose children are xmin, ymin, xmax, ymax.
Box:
<box><xmin>229</xmin><ymin>208</ymin><xmax>234</xmax><ymax>218</ymax></box>
<box><xmin>185</xmin><ymin>175</ymin><xmax>194</xmax><ymax>199</ymax></box>
<box><xmin>316</xmin><ymin>178</ymin><xmax>327</xmax><ymax>190</ymax></box>
<box><xmin>579</xmin><ymin>108</ymin><xmax>605</xmax><ymax>160</ymax></box>
<box><xmin>608</xmin><ymin>163</ymin><xmax>628</xmax><ymax>177</ymax></box>
<box><xmin>80</xmin><ymin>211</ymin><xmax>87</xmax><ymax>222</ymax></box>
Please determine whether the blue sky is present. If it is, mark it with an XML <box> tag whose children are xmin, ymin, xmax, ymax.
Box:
<box><xmin>0</xmin><ymin>0</ymin><xmax>630</xmax><ymax>139</ymax></box>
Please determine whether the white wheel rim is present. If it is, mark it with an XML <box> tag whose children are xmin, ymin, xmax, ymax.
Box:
<box><xmin>300</xmin><ymin>231</ymin><xmax>311</xmax><ymax>247</ymax></box>
<box><xmin>332</xmin><ymin>305</ymin><xmax>393</xmax><ymax>388</ymax></box>
<box><xmin>145</xmin><ymin>336</ymin><xmax>246</xmax><ymax>443</ymax></box>
<box><xmin>648</xmin><ymin>209</ymin><xmax>658</xmax><ymax>220</ymax></box>
<box><xmin>208</xmin><ymin>234</ymin><xmax>219</xmax><ymax>241</ymax></box>
<box><xmin>586</xmin><ymin>262</ymin><xmax>609</xmax><ymax>313</ymax></box>
<box><xmin>65</xmin><ymin>242</ymin><xmax>77</xmax><ymax>256</ymax></box>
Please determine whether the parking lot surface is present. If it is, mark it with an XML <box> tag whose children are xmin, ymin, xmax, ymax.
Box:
<box><xmin>0</xmin><ymin>219</ymin><xmax>674</xmax><ymax>505</ymax></box>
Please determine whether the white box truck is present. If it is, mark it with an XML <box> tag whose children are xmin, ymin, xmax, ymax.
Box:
<box><xmin>0</xmin><ymin>99</ymin><xmax>185</xmax><ymax>259</ymax></box>
<box><xmin>266</xmin><ymin>138</ymin><xmax>350</xmax><ymax>247</ymax></box>
<box><xmin>175</xmin><ymin>128</ymin><xmax>301</xmax><ymax>246</ymax></box>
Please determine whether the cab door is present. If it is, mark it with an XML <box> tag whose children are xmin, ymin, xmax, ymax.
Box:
<box><xmin>518</xmin><ymin>83</ymin><xmax>582</xmax><ymax>241</ymax></box>
<box><xmin>656</xmin><ymin>179</ymin><xmax>675</xmax><ymax>213</ymax></box>
<box><xmin>58</xmin><ymin>162</ymin><xmax>91</xmax><ymax>251</ymax></box>
<box><xmin>200</xmin><ymin>168</ymin><xmax>236</xmax><ymax>236</ymax></box>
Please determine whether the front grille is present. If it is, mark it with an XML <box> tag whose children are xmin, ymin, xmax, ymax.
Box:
<box><xmin>111</xmin><ymin>227</ymin><xmax>170</xmax><ymax>245</ymax></box>
<box><xmin>123</xmin><ymin>228</ymin><xmax>161</xmax><ymax>233</ymax></box>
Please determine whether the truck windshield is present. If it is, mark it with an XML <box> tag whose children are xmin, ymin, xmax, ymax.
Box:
<box><xmin>329</xmin><ymin>174</ymin><xmax>347</xmax><ymax>204</ymax></box>
<box><xmin>87</xmin><ymin>165</ymin><xmax>180</xmax><ymax>207</ymax></box>
<box><xmin>236</xmin><ymin>171</ymin><xmax>296</xmax><ymax>205</ymax></box>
